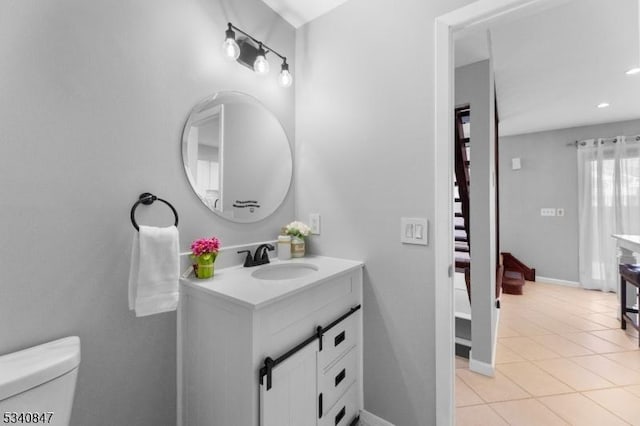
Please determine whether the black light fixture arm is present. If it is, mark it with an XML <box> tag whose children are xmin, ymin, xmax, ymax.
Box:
<box><xmin>227</xmin><ymin>23</ymin><xmax>287</xmax><ymax>62</ymax></box>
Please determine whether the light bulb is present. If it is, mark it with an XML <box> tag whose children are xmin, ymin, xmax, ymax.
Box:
<box><xmin>222</xmin><ymin>38</ymin><xmax>240</xmax><ymax>60</ymax></box>
<box><xmin>626</xmin><ymin>67</ymin><xmax>640</xmax><ymax>75</ymax></box>
<box><xmin>254</xmin><ymin>45</ymin><xmax>269</xmax><ymax>75</ymax></box>
<box><xmin>254</xmin><ymin>55</ymin><xmax>269</xmax><ymax>74</ymax></box>
<box><xmin>222</xmin><ymin>24</ymin><xmax>240</xmax><ymax>60</ymax></box>
<box><xmin>279</xmin><ymin>69</ymin><xmax>293</xmax><ymax>87</ymax></box>
<box><xmin>279</xmin><ymin>61</ymin><xmax>292</xmax><ymax>87</ymax></box>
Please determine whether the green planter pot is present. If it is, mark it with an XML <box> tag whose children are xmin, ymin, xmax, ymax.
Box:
<box><xmin>195</xmin><ymin>253</ymin><xmax>216</xmax><ymax>279</ymax></box>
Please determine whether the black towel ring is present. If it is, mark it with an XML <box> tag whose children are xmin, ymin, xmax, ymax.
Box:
<box><xmin>130</xmin><ymin>192</ymin><xmax>179</xmax><ymax>231</ymax></box>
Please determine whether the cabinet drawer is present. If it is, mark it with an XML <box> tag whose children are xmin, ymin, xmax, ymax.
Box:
<box><xmin>319</xmin><ymin>382</ymin><xmax>358</xmax><ymax>426</ymax></box>
<box><xmin>267</xmin><ymin>274</ymin><xmax>353</xmax><ymax>336</ymax></box>
<box><xmin>319</xmin><ymin>313</ymin><xmax>358</xmax><ymax>370</ymax></box>
<box><xmin>319</xmin><ymin>347</ymin><xmax>357</xmax><ymax>416</ymax></box>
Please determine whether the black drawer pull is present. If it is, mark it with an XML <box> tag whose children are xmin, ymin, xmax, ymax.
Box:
<box><xmin>335</xmin><ymin>406</ymin><xmax>346</xmax><ymax>425</ymax></box>
<box><xmin>335</xmin><ymin>331</ymin><xmax>346</xmax><ymax>347</ymax></box>
<box><xmin>335</xmin><ymin>368</ymin><xmax>346</xmax><ymax>387</ymax></box>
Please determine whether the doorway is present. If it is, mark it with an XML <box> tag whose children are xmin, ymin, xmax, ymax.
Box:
<box><xmin>434</xmin><ymin>0</ymin><xmax>577</xmax><ymax>424</ymax></box>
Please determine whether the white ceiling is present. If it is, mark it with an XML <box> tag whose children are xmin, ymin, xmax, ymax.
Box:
<box><xmin>261</xmin><ymin>0</ymin><xmax>640</xmax><ymax>136</ymax></box>
<box><xmin>455</xmin><ymin>32</ymin><xmax>490</xmax><ymax>69</ymax></box>
<box><xmin>259</xmin><ymin>0</ymin><xmax>351</xmax><ymax>28</ymax></box>
<box><xmin>457</xmin><ymin>0</ymin><xmax>640</xmax><ymax>136</ymax></box>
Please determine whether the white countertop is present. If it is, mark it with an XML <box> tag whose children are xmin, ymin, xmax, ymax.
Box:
<box><xmin>612</xmin><ymin>234</ymin><xmax>640</xmax><ymax>253</ymax></box>
<box><xmin>180</xmin><ymin>255</ymin><xmax>363</xmax><ymax>309</ymax></box>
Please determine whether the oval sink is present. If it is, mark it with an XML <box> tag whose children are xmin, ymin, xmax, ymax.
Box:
<box><xmin>251</xmin><ymin>263</ymin><xmax>319</xmax><ymax>280</ymax></box>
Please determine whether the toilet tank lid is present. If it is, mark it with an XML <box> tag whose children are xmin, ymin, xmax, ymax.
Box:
<box><xmin>0</xmin><ymin>336</ymin><xmax>81</xmax><ymax>401</ymax></box>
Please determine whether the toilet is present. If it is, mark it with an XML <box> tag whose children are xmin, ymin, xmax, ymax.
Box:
<box><xmin>0</xmin><ymin>336</ymin><xmax>80</xmax><ymax>426</ymax></box>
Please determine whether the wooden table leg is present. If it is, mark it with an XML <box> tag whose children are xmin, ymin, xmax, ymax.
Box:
<box><xmin>621</xmin><ymin>276</ymin><xmax>627</xmax><ymax>330</ymax></box>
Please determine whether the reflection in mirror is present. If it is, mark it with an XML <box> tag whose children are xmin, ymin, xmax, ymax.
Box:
<box><xmin>182</xmin><ymin>92</ymin><xmax>292</xmax><ymax>223</ymax></box>
<box><xmin>188</xmin><ymin>106</ymin><xmax>222</xmax><ymax>210</ymax></box>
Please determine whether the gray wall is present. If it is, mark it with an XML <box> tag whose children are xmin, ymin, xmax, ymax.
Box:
<box><xmin>499</xmin><ymin>118</ymin><xmax>640</xmax><ymax>282</ymax></box>
<box><xmin>0</xmin><ymin>1</ymin><xmax>294</xmax><ymax>425</ymax></box>
<box><xmin>294</xmin><ymin>0</ymin><xmax>474</xmax><ymax>424</ymax></box>
<box><xmin>455</xmin><ymin>60</ymin><xmax>497</xmax><ymax>367</ymax></box>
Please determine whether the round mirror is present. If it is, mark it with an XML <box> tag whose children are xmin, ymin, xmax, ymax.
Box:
<box><xmin>181</xmin><ymin>92</ymin><xmax>292</xmax><ymax>223</ymax></box>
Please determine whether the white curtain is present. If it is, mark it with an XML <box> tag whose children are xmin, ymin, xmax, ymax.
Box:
<box><xmin>577</xmin><ymin>136</ymin><xmax>640</xmax><ymax>292</ymax></box>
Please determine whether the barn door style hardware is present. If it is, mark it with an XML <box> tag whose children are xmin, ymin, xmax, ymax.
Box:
<box><xmin>258</xmin><ymin>305</ymin><xmax>361</xmax><ymax>390</ymax></box>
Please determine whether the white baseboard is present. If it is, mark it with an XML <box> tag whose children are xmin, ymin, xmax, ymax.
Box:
<box><xmin>468</xmin><ymin>356</ymin><xmax>495</xmax><ymax>377</ymax></box>
<box><xmin>360</xmin><ymin>409</ymin><xmax>395</xmax><ymax>426</ymax></box>
<box><xmin>536</xmin><ymin>276</ymin><xmax>580</xmax><ymax>288</ymax></box>
<box><xmin>465</xmin><ymin>307</ymin><xmax>499</xmax><ymax>378</ymax></box>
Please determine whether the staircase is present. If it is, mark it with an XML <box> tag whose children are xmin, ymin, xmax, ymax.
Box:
<box><xmin>455</xmin><ymin>107</ymin><xmax>524</xmax><ymax>300</ymax></box>
<box><xmin>454</xmin><ymin>107</ymin><xmax>471</xmax><ymax>273</ymax></box>
<box><xmin>501</xmin><ymin>252</ymin><xmax>536</xmax><ymax>295</ymax></box>
<box><xmin>454</xmin><ymin>106</ymin><xmax>473</xmax><ymax>356</ymax></box>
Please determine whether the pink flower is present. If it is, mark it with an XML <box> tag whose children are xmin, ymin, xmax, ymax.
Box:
<box><xmin>190</xmin><ymin>236</ymin><xmax>221</xmax><ymax>257</ymax></box>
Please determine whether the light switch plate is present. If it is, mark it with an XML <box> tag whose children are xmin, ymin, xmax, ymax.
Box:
<box><xmin>309</xmin><ymin>213</ymin><xmax>321</xmax><ymax>235</ymax></box>
<box><xmin>401</xmin><ymin>217</ymin><xmax>428</xmax><ymax>245</ymax></box>
<box><xmin>556</xmin><ymin>208</ymin><xmax>565</xmax><ymax>217</ymax></box>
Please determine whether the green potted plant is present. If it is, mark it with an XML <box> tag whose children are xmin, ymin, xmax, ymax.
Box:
<box><xmin>190</xmin><ymin>236</ymin><xmax>221</xmax><ymax>279</ymax></box>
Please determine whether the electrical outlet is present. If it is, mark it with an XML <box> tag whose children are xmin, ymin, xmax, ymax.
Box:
<box><xmin>309</xmin><ymin>213</ymin><xmax>321</xmax><ymax>235</ymax></box>
<box><xmin>540</xmin><ymin>208</ymin><xmax>556</xmax><ymax>217</ymax></box>
<box><xmin>556</xmin><ymin>208</ymin><xmax>565</xmax><ymax>217</ymax></box>
<box><xmin>512</xmin><ymin>158</ymin><xmax>521</xmax><ymax>170</ymax></box>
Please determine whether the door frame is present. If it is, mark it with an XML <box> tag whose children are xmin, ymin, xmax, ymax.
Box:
<box><xmin>433</xmin><ymin>0</ymin><xmax>572</xmax><ymax>424</ymax></box>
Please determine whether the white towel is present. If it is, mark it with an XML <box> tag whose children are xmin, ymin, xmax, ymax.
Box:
<box><xmin>128</xmin><ymin>225</ymin><xmax>180</xmax><ymax>317</ymax></box>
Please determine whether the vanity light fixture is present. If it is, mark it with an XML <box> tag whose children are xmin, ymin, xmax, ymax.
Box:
<box><xmin>223</xmin><ymin>22</ymin><xmax>292</xmax><ymax>87</ymax></box>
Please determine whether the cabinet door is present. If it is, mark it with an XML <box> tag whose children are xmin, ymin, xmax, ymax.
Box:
<box><xmin>260</xmin><ymin>343</ymin><xmax>317</xmax><ymax>426</ymax></box>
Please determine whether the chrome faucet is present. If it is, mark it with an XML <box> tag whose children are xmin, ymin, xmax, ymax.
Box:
<box><xmin>238</xmin><ymin>244</ymin><xmax>275</xmax><ymax>267</ymax></box>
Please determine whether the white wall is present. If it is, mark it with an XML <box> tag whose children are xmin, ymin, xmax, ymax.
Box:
<box><xmin>455</xmin><ymin>60</ymin><xmax>497</xmax><ymax>367</ymax></box>
<box><xmin>295</xmin><ymin>0</ymin><xmax>475</xmax><ymax>424</ymax></box>
<box><xmin>0</xmin><ymin>1</ymin><xmax>294</xmax><ymax>425</ymax></box>
<box><xmin>499</xmin><ymin>118</ymin><xmax>640</xmax><ymax>282</ymax></box>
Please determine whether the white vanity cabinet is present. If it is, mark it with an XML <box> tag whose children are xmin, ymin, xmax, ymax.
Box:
<box><xmin>177</xmin><ymin>257</ymin><xmax>363</xmax><ymax>426</ymax></box>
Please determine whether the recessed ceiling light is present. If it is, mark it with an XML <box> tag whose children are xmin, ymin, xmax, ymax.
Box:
<box><xmin>597</xmin><ymin>102</ymin><xmax>610</xmax><ymax>109</ymax></box>
<box><xmin>626</xmin><ymin>67</ymin><xmax>640</xmax><ymax>75</ymax></box>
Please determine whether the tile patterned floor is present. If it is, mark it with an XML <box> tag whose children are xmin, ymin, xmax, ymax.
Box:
<box><xmin>456</xmin><ymin>281</ymin><xmax>640</xmax><ymax>425</ymax></box>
